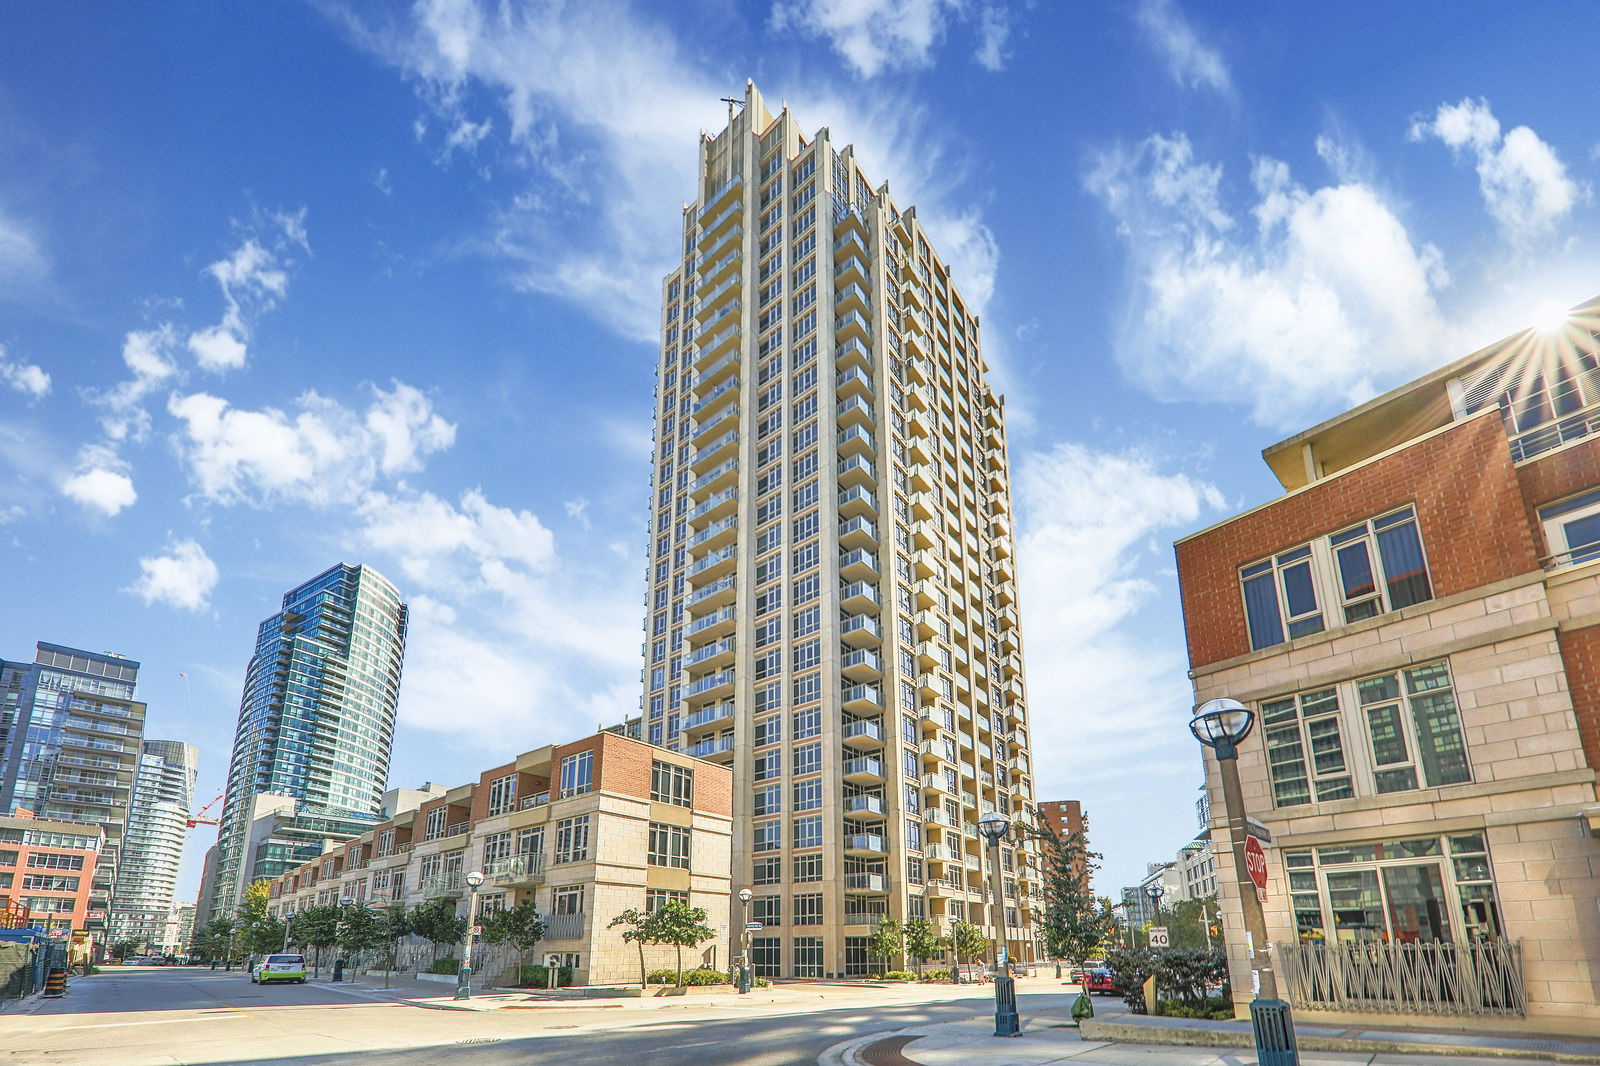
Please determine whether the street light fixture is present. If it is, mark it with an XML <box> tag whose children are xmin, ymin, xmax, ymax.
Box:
<box><xmin>1144</xmin><ymin>882</ymin><xmax>1165</xmax><ymax>937</ymax></box>
<box><xmin>1190</xmin><ymin>697</ymin><xmax>1298</xmax><ymax>1064</ymax></box>
<box><xmin>736</xmin><ymin>887</ymin><xmax>753</xmax><ymax>994</ymax></box>
<box><xmin>456</xmin><ymin>871</ymin><xmax>485</xmax><ymax>1001</ymax></box>
<box><xmin>977</xmin><ymin>810</ymin><xmax>1020</xmax><ymax>1038</ymax></box>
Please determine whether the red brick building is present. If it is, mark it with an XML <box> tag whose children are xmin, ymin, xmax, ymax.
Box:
<box><xmin>1176</xmin><ymin>301</ymin><xmax>1600</xmax><ymax>1026</ymax></box>
<box><xmin>0</xmin><ymin>813</ymin><xmax>104</xmax><ymax>939</ymax></box>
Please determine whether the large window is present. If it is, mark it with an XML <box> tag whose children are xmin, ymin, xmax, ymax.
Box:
<box><xmin>1242</xmin><ymin>506</ymin><xmax>1433</xmax><ymax>650</ymax></box>
<box><xmin>559</xmin><ymin>750</ymin><xmax>594</xmax><ymax>798</ymax></box>
<box><xmin>1262</xmin><ymin>660</ymin><xmax>1470</xmax><ymax>808</ymax></box>
<box><xmin>648</xmin><ymin>823</ymin><xmax>691</xmax><ymax>869</ymax></box>
<box><xmin>751</xmin><ymin>936</ymin><xmax>782</xmax><ymax>977</ymax></box>
<box><xmin>646</xmin><ymin>889</ymin><xmax>688</xmax><ymax>912</ymax></box>
<box><xmin>1539</xmin><ymin>488</ymin><xmax>1600</xmax><ymax>566</ymax></box>
<box><xmin>651</xmin><ymin>761</ymin><xmax>693</xmax><ymax>807</ymax></box>
<box><xmin>487</xmin><ymin>774</ymin><xmax>518</xmax><ymax>816</ymax></box>
<box><xmin>1287</xmin><ymin>833</ymin><xmax>1501</xmax><ymax>943</ymax></box>
<box><xmin>554</xmin><ymin>816</ymin><xmax>590</xmax><ymax>864</ymax></box>
<box><xmin>793</xmin><ymin>893</ymin><xmax>823</xmax><ymax>925</ymax></box>
<box><xmin>794</xmin><ymin>936</ymin><xmax>824</xmax><ymax>978</ymax></box>
<box><xmin>553</xmin><ymin>885</ymin><xmax>584</xmax><ymax>914</ymax></box>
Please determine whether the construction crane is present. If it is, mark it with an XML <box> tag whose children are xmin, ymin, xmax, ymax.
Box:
<box><xmin>186</xmin><ymin>794</ymin><xmax>223</xmax><ymax>829</ymax></box>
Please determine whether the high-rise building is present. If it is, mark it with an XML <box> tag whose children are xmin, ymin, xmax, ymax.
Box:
<box><xmin>639</xmin><ymin>83</ymin><xmax>1038</xmax><ymax>978</ymax></box>
<box><xmin>0</xmin><ymin>642</ymin><xmax>147</xmax><ymax>945</ymax></box>
<box><xmin>1037</xmin><ymin>799</ymin><xmax>1089</xmax><ymax>881</ymax></box>
<box><xmin>109</xmin><ymin>739</ymin><xmax>197</xmax><ymax>950</ymax></box>
<box><xmin>199</xmin><ymin>563</ymin><xmax>408</xmax><ymax>926</ymax></box>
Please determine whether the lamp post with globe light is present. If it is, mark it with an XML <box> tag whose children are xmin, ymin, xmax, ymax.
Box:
<box><xmin>455</xmin><ymin>871</ymin><xmax>486</xmax><ymax>1001</ymax></box>
<box><xmin>977</xmin><ymin>811</ymin><xmax>1021</xmax><ymax>1037</ymax></box>
<box><xmin>1190</xmin><ymin>697</ymin><xmax>1298</xmax><ymax>1064</ymax></box>
<box><xmin>1144</xmin><ymin>882</ymin><xmax>1165</xmax><ymax>946</ymax></box>
<box><xmin>737</xmin><ymin>888</ymin><xmax>753</xmax><ymax>994</ymax></box>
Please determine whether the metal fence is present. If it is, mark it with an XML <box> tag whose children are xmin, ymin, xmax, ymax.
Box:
<box><xmin>1280</xmin><ymin>939</ymin><xmax>1526</xmax><ymax>1017</ymax></box>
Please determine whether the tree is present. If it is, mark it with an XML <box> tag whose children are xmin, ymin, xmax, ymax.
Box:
<box><xmin>903</xmin><ymin>918</ymin><xmax>942</xmax><ymax>976</ymax></box>
<box><xmin>195</xmin><ymin>916</ymin><xmax>235</xmax><ymax>963</ymax></box>
<box><xmin>480</xmin><ymin>899</ymin><xmax>548</xmax><ymax>984</ymax></box>
<box><xmin>111</xmin><ymin>939</ymin><xmax>140</xmax><ymax>962</ymax></box>
<box><xmin>948</xmin><ymin>920</ymin><xmax>988</xmax><ymax>978</ymax></box>
<box><xmin>1166</xmin><ymin>896</ymin><xmax>1219</xmax><ymax>950</ymax></box>
<box><xmin>242</xmin><ymin>915</ymin><xmax>286</xmax><ymax>957</ymax></box>
<box><xmin>379</xmin><ymin>906</ymin><xmax>411</xmax><ymax>968</ymax></box>
<box><xmin>407</xmin><ymin>896</ymin><xmax>467</xmax><ymax>963</ymax></box>
<box><xmin>866</xmin><ymin>916</ymin><xmax>904</xmax><ymax>975</ymax></box>
<box><xmin>294</xmin><ymin>905</ymin><xmax>342</xmax><ymax>978</ymax></box>
<box><xmin>1028</xmin><ymin>822</ymin><xmax>1118</xmax><ymax>976</ymax></box>
<box><xmin>337</xmin><ymin>904</ymin><xmax>389</xmax><ymax>964</ymax></box>
<box><xmin>607</xmin><ymin>907</ymin><xmax>655</xmax><ymax>989</ymax></box>
<box><xmin>647</xmin><ymin>899</ymin><xmax>716</xmax><ymax>987</ymax></box>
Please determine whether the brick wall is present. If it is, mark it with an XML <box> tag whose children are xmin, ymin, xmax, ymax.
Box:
<box><xmin>1559</xmin><ymin>625</ymin><xmax>1600</xmax><ymax>770</ymax></box>
<box><xmin>1516</xmin><ymin>435</ymin><xmax>1600</xmax><ymax>546</ymax></box>
<box><xmin>1177</xmin><ymin>413</ymin><xmax>1541</xmax><ymax>668</ymax></box>
<box><xmin>469</xmin><ymin>760</ymin><xmax>518</xmax><ymax>821</ymax></box>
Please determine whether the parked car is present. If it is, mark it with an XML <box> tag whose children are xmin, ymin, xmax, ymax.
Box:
<box><xmin>1082</xmin><ymin>968</ymin><xmax>1116</xmax><ymax>995</ymax></box>
<box><xmin>251</xmin><ymin>953</ymin><xmax>308</xmax><ymax>984</ymax></box>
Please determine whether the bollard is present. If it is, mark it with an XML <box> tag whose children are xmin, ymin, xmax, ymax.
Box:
<box><xmin>1249</xmin><ymin>998</ymin><xmax>1299</xmax><ymax>1066</ymax></box>
<box><xmin>43</xmin><ymin>968</ymin><xmax>67</xmax><ymax>997</ymax></box>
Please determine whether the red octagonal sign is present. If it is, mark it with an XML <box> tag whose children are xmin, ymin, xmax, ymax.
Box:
<box><xmin>1245</xmin><ymin>835</ymin><xmax>1268</xmax><ymax>893</ymax></box>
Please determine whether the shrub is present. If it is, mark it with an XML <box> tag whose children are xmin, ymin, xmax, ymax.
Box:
<box><xmin>753</xmin><ymin>976</ymin><xmax>771</xmax><ymax>988</ymax></box>
<box><xmin>424</xmin><ymin>957</ymin><xmax>460</xmax><ymax>975</ymax></box>
<box><xmin>1104</xmin><ymin>947</ymin><xmax>1229</xmax><ymax>1015</ymax></box>
<box><xmin>919</xmin><ymin>968</ymin><xmax>952</xmax><ymax>982</ymax></box>
<box><xmin>879</xmin><ymin>970</ymin><xmax>918</xmax><ymax>981</ymax></box>
<box><xmin>646</xmin><ymin>966</ymin><xmax>729</xmax><ymax>986</ymax></box>
<box><xmin>1156</xmin><ymin>995</ymin><xmax>1235</xmax><ymax>1020</ymax></box>
<box><xmin>517</xmin><ymin>964</ymin><xmax>574</xmax><ymax>987</ymax></box>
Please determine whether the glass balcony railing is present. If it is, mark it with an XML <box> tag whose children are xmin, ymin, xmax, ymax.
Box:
<box><xmin>689</xmin><ymin>516</ymin><xmax>737</xmax><ymax>549</ymax></box>
<box><xmin>686</xmin><ymin>606</ymin><xmax>735</xmax><ymax>635</ymax></box>
<box><xmin>684</xmin><ymin>702</ymin><xmax>735</xmax><ymax>730</ymax></box>
<box><xmin>686</xmin><ymin>669</ymin><xmax>735</xmax><ymax>698</ymax></box>
<box><xmin>687</xmin><ymin>636</ymin><xmax>735</xmax><ymax>666</ymax></box>
<box><xmin>689</xmin><ymin>488</ymin><xmax>737</xmax><ymax>522</ymax></box>
<box><xmin>688</xmin><ymin>575</ymin><xmax>735</xmax><ymax>605</ymax></box>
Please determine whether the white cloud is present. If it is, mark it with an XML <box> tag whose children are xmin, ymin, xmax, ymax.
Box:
<box><xmin>1408</xmin><ymin>97</ymin><xmax>1588</xmax><ymax>246</ymax></box>
<box><xmin>1086</xmin><ymin>131</ymin><xmax>1450</xmax><ymax>427</ymax></box>
<box><xmin>564</xmin><ymin>496</ymin><xmax>592</xmax><ymax>529</ymax></box>
<box><xmin>973</xmin><ymin>4</ymin><xmax>1011</xmax><ymax>71</ymax></box>
<box><xmin>0</xmin><ymin>346</ymin><xmax>50</xmax><ymax>400</ymax></box>
<box><xmin>61</xmin><ymin>445</ymin><xmax>138</xmax><ymax>516</ymax></box>
<box><xmin>186</xmin><ymin>212</ymin><xmax>308</xmax><ymax>372</ymax></box>
<box><xmin>167</xmin><ymin>381</ymin><xmax>456</xmax><ymax>506</ymax></box>
<box><xmin>127</xmin><ymin>537</ymin><xmax>219</xmax><ymax>612</ymax></box>
<box><xmin>1015</xmin><ymin>442</ymin><xmax>1224</xmax><ymax>890</ymax></box>
<box><xmin>771</xmin><ymin>0</ymin><xmax>959</xmax><ymax>78</ymax></box>
<box><xmin>1135</xmin><ymin>0</ymin><xmax>1231</xmax><ymax>94</ymax></box>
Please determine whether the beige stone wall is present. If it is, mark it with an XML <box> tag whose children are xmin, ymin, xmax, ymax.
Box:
<box><xmin>1194</xmin><ymin>577</ymin><xmax>1600</xmax><ymax>1024</ymax></box>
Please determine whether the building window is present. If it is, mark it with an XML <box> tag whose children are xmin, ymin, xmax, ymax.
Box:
<box><xmin>425</xmin><ymin>807</ymin><xmax>447</xmax><ymax>840</ymax></box>
<box><xmin>487</xmin><ymin>774</ymin><xmax>518</xmax><ymax>816</ymax></box>
<box><xmin>793</xmin><ymin>854</ymin><xmax>822</xmax><ymax>882</ymax></box>
<box><xmin>754</xmin><ymin>784</ymin><xmax>782</xmax><ymax>815</ymax></box>
<box><xmin>754</xmin><ymin>716</ymin><xmax>783</xmax><ymax>747</ymax></box>
<box><xmin>794</xmin><ymin>936</ymin><xmax>824</xmax><ymax>977</ymax></box>
<box><xmin>482</xmin><ymin>831</ymin><xmax>513</xmax><ymax>865</ymax></box>
<box><xmin>517</xmin><ymin>826</ymin><xmax>544</xmax><ymax>859</ymax></box>
<box><xmin>751</xmin><ymin>936</ymin><xmax>782</xmax><ymax>977</ymax></box>
<box><xmin>646</xmin><ymin>889</ymin><xmax>688</xmax><ymax>912</ymax></box>
<box><xmin>754</xmin><ymin>751</ymin><xmax>781</xmax><ymax>782</ymax></box>
<box><xmin>793</xmin><ymin>704</ymin><xmax>821</xmax><ymax>736</ymax></box>
<box><xmin>1242</xmin><ymin>506</ymin><xmax>1433</xmax><ymax>650</ymax></box>
<box><xmin>377</xmin><ymin>828</ymin><xmax>395</xmax><ymax>857</ymax></box>
<box><xmin>753</xmin><ymin>857</ymin><xmax>782</xmax><ymax>885</ymax></box>
<box><xmin>793</xmin><ymin>742</ymin><xmax>822</xmax><ymax>777</ymax></box>
<box><xmin>793</xmin><ymin>815</ymin><xmax>822</xmax><ymax>850</ymax></box>
<box><xmin>1286</xmin><ymin>832</ymin><xmax>1501</xmax><ymax>943</ymax></box>
<box><xmin>752</xmin><ymin>895</ymin><xmax>781</xmax><ymax>927</ymax></box>
<box><xmin>552</xmin><ymin>885</ymin><xmax>584</xmax><ymax>914</ymax></box>
<box><xmin>648</xmin><ymin>823</ymin><xmax>692</xmax><ymax>869</ymax></box>
<box><xmin>559</xmin><ymin>750</ymin><xmax>594</xmax><ymax>798</ymax></box>
<box><xmin>793</xmin><ymin>893</ymin><xmax>823</xmax><ymax>926</ymax></box>
<box><xmin>844</xmin><ymin>936</ymin><xmax>872</xmax><ymax>976</ymax></box>
<box><xmin>1262</xmin><ymin>660</ymin><xmax>1470</xmax><ymax>808</ymax></box>
<box><xmin>753</xmin><ymin>820</ymin><xmax>782</xmax><ymax>852</ymax></box>
<box><xmin>554</xmin><ymin>816</ymin><xmax>590</xmax><ymax>864</ymax></box>
<box><xmin>1539</xmin><ymin>488</ymin><xmax>1600</xmax><ymax>566</ymax></box>
<box><xmin>651</xmin><ymin>761</ymin><xmax>693</xmax><ymax>806</ymax></box>
<box><xmin>793</xmin><ymin>778</ymin><xmax>822</xmax><ymax>811</ymax></box>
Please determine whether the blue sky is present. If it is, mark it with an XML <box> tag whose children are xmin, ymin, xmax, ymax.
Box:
<box><xmin>2</xmin><ymin>1</ymin><xmax>1597</xmax><ymax>902</ymax></box>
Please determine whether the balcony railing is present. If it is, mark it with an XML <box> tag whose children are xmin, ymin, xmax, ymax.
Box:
<box><xmin>520</xmin><ymin>793</ymin><xmax>550</xmax><ymax>811</ymax></box>
<box><xmin>484</xmin><ymin>853</ymin><xmax>546</xmax><ymax>885</ymax></box>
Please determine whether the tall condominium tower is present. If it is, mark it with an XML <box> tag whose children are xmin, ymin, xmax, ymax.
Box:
<box><xmin>0</xmin><ymin>642</ymin><xmax>147</xmax><ymax>946</ymax></box>
<box><xmin>109</xmin><ymin>739</ymin><xmax>197</xmax><ymax>950</ymax></box>
<box><xmin>640</xmin><ymin>83</ymin><xmax>1038</xmax><ymax>978</ymax></box>
<box><xmin>200</xmin><ymin>563</ymin><xmax>407</xmax><ymax>924</ymax></box>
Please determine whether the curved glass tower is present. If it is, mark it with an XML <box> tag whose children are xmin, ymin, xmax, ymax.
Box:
<box><xmin>201</xmin><ymin>563</ymin><xmax>407</xmax><ymax>922</ymax></box>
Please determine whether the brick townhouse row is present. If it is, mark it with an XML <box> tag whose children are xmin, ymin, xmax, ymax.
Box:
<box><xmin>1177</xmin><ymin>302</ymin><xmax>1600</xmax><ymax>1027</ymax></box>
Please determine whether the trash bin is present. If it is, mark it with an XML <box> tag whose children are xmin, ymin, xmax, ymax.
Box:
<box><xmin>1249</xmin><ymin>998</ymin><xmax>1299</xmax><ymax>1066</ymax></box>
<box><xmin>332</xmin><ymin>959</ymin><xmax>345</xmax><ymax>983</ymax></box>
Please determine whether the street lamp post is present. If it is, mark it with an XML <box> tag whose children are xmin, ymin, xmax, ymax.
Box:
<box><xmin>977</xmin><ymin>811</ymin><xmax>1020</xmax><ymax>1038</ymax></box>
<box><xmin>1144</xmin><ymin>882</ymin><xmax>1164</xmax><ymax>945</ymax></box>
<box><xmin>456</xmin><ymin>871</ymin><xmax>485</xmax><ymax>1001</ymax></box>
<box><xmin>333</xmin><ymin>897</ymin><xmax>355</xmax><ymax>982</ymax></box>
<box><xmin>1190</xmin><ymin>697</ymin><xmax>1298</xmax><ymax>1065</ymax></box>
<box><xmin>736</xmin><ymin>888</ymin><xmax>753</xmax><ymax>994</ymax></box>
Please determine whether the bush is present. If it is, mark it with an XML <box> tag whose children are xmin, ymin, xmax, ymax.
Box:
<box><xmin>879</xmin><ymin>970</ymin><xmax>918</xmax><ymax>981</ymax></box>
<box><xmin>646</xmin><ymin>966</ymin><xmax>729</xmax><ymax>986</ymax></box>
<box><xmin>1104</xmin><ymin>947</ymin><xmax>1229</xmax><ymax>1015</ymax></box>
<box><xmin>919</xmin><ymin>968</ymin><xmax>952</xmax><ymax>982</ymax></box>
<box><xmin>753</xmin><ymin>976</ymin><xmax>771</xmax><ymax>988</ymax></box>
<box><xmin>517</xmin><ymin>964</ymin><xmax>574</xmax><ymax>987</ymax></box>
<box><xmin>425</xmin><ymin>957</ymin><xmax>460</xmax><ymax>975</ymax></box>
<box><xmin>1157</xmin><ymin>996</ymin><xmax>1235</xmax><ymax>1020</ymax></box>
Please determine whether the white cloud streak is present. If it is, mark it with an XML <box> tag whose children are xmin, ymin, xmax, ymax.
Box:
<box><xmin>127</xmin><ymin>537</ymin><xmax>220</xmax><ymax>612</ymax></box>
<box><xmin>1135</xmin><ymin>0</ymin><xmax>1231</xmax><ymax>95</ymax></box>
<box><xmin>61</xmin><ymin>444</ymin><xmax>137</xmax><ymax>516</ymax></box>
<box><xmin>1408</xmin><ymin>97</ymin><xmax>1589</xmax><ymax>247</ymax></box>
<box><xmin>187</xmin><ymin>210</ymin><xmax>309</xmax><ymax>372</ymax></box>
<box><xmin>1086</xmin><ymin>131</ymin><xmax>1450</xmax><ymax>428</ymax></box>
<box><xmin>0</xmin><ymin>346</ymin><xmax>50</xmax><ymax>400</ymax></box>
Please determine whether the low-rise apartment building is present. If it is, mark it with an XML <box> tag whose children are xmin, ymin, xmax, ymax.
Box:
<box><xmin>267</xmin><ymin>731</ymin><xmax>732</xmax><ymax>986</ymax></box>
<box><xmin>1176</xmin><ymin>303</ymin><xmax>1600</xmax><ymax>1025</ymax></box>
<box><xmin>0</xmin><ymin>814</ymin><xmax>104</xmax><ymax>938</ymax></box>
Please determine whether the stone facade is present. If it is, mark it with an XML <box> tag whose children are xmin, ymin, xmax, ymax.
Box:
<box><xmin>266</xmin><ymin>731</ymin><xmax>733</xmax><ymax>988</ymax></box>
<box><xmin>1175</xmin><ymin>308</ymin><xmax>1600</xmax><ymax>1027</ymax></box>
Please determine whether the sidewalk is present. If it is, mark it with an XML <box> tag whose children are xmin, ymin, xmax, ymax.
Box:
<box><xmin>823</xmin><ymin>1010</ymin><xmax>1600</xmax><ymax>1066</ymax></box>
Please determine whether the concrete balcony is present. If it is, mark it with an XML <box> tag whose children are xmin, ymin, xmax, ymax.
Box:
<box><xmin>840</xmin><ymin>581</ymin><xmax>880</xmax><ymax>614</ymax></box>
<box><xmin>838</xmin><ymin>485</ymin><xmax>877</xmax><ymax>519</ymax></box>
<box><xmin>688</xmin><ymin>544</ymin><xmax>737</xmax><ymax>584</ymax></box>
<box><xmin>685</xmin><ymin>604</ymin><xmax>736</xmax><ymax>640</ymax></box>
<box><xmin>688</xmin><ymin>515</ymin><xmax>737</xmax><ymax>552</ymax></box>
<box><xmin>837</xmin><ymin>394</ymin><xmax>874</xmax><ymax>430</ymax></box>
<box><xmin>836</xmin><ymin>309</ymin><xmax>871</xmax><ymax>343</ymax></box>
<box><xmin>835</xmin><ymin>336</ymin><xmax>872</xmax><ymax>375</ymax></box>
<box><xmin>837</xmin><ymin>453</ymin><xmax>876</xmax><ymax>489</ymax></box>
<box><xmin>688</xmin><ymin>457</ymin><xmax>739</xmax><ymax>501</ymax></box>
<box><xmin>683</xmin><ymin>701</ymin><xmax>735</xmax><ymax>733</ymax></box>
<box><xmin>484</xmin><ymin>854</ymin><xmax>545</xmax><ymax>886</ymax></box>
<box><xmin>838</xmin><ymin>547</ymin><xmax>878</xmax><ymax>583</ymax></box>
<box><xmin>840</xmin><ymin>613</ymin><xmax>881</xmax><ymax>647</ymax></box>
<box><xmin>841</xmin><ymin>683</ymin><xmax>883</xmax><ymax>714</ymax></box>
<box><xmin>837</xmin><ymin>422</ymin><xmax>876</xmax><ymax>458</ymax></box>
<box><xmin>839</xmin><ymin>515</ymin><xmax>878</xmax><ymax>550</ymax></box>
<box><xmin>836</xmin><ymin>253</ymin><xmax>869</xmax><ymax>288</ymax></box>
<box><xmin>845</xmin><ymin>833</ymin><xmax>887</xmax><ymax>856</ymax></box>
<box><xmin>842</xmin><ymin>755</ymin><xmax>884</xmax><ymax>783</ymax></box>
<box><xmin>686</xmin><ymin>668</ymin><xmax>736</xmax><ymax>702</ymax></box>
<box><xmin>841</xmin><ymin>717</ymin><xmax>884</xmax><ymax>748</ymax></box>
<box><xmin>843</xmin><ymin>873</ymin><xmax>887</xmax><ymax>893</ymax></box>
<box><xmin>834</xmin><ymin>229</ymin><xmax>867</xmax><ymax>262</ymax></box>
<box><xmin>687</xmin><ymin>635</ymin><xmax>736</xmax><ymax>671</ymax></box>
<box><xmin>690</xmin><ymin>429</ymin><xmax>738</xmax><ymax>473</ymax></box>
<box><xmin>844</xmin><ymin>794</ymin><xmax>886</xmax><ymax>819</ymax></box>
<box><xmin>688</xmin><ymin>574</ymin><xmax>736</xmax><ymax>611</ymax></box>
<box><xmin>840</xmin><ymin>648</ymin><xmax>882</xmax><ymax>682</ymax></box>
<box><xmin>906</xmin><ymin>433</ymin><xmax>933</xmax><ymax>466</ymax></box>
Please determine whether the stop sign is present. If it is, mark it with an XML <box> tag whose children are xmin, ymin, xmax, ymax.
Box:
<box><xmin>1244</xmin><ymin>835</ymin><xmax>1268</xmax><ymax>894</ymax></box>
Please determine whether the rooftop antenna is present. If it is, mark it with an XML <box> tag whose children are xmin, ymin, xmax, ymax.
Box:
<box><xmin>721</xmin><ymin>96</ymin><xmax>744</xmax><ymax>123</ymax></box>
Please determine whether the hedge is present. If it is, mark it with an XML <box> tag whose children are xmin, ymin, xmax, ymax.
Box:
<box><xmin>517</xmin><ymin>964</ymin><xmax>574</xmax><ymax>987</ymax></box>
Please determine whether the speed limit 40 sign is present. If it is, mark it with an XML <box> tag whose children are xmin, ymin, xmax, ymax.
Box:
<box><xmin>1148</xmin><ymin>927</ymin><xmax>1170</xmax><ymax>948</ymax></box>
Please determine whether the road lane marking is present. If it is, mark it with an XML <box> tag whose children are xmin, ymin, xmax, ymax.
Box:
<box><xmin>9</xmin><ymin>1013</ymin><xmax>249</xmax><ymax>1032</ymax></box>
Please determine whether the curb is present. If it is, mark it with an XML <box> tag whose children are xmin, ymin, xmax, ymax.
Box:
<box><xmin>819</xmin><ymin>1029</ymin><xmax>910</xmax><ymax>1066</ymax></box>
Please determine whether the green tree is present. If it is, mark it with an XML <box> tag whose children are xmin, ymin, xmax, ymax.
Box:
<box><xmin>242</xmin><ymin>915</ymin><xmax>287</xmax><ymax>957</ymax></box>
<box><xmin>1028</xmin><ymin>822</ymin><xmax>1118</xmax><ymax>976</ymax></box>
<box><xmin>607</xmin><ymin>907</ymin><xmax>655</xmax><ymax>989</ymax></box>
<box><xmin>903</xmin><ymin>918</ymin><xmax>942</xmax><ymax>976</ymax></box>
<box><xmin>407</xmin><ymin>896</ymin><xmax>467</xmax><ymax>963</ymax></box>
<box><xmin>195</xmin><ymin>915</ymin><xmax>235</xmax><ymax>963</ymax></box>
<box><xmin>948</xmin><ymin>919</ymin><xmax>988</xmax><ymax>979</ymax></box>
<box><xmin>337</xmin><ymin>904</ymin><xmax>389</xmax><ymax>963</ymax></box>
<box><xmin>111</xmin><ymin>939</ymin><xmax>140</xmax><ymax>962</ymax></box>
<box><xmin>648</xmin><ymin>899</ymin><xmax>716</xmax><ymax>987</ymax></box>
<box><xmin>294</xmin><ymin>905</ymin><xmax>342</xmax><ymax>977</ymax></box>
<box><xmin>379</xmin><ymin>906</ymin><xmax>411</xmax><ymax>968</ymax></box>
<box><xmin>1166</xmin><ymin>896</ymin><xmax>1219</xmax><ymax>950</ymax></box>
<box><xmin>866</xmin><ymin>916</ymin><xmax>904</xmax><ymax>975</ymax></box>
<box><xmin>480</xmin><ymin>899</ymin><xmax>548</xmax><ymax>983</ymax></box>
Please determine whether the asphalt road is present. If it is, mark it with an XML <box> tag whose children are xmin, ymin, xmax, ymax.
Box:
<box><xmin>2</xmin><ymin>966</ymin><xmax>1122</xmax><ymax>1066</ymax></box>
